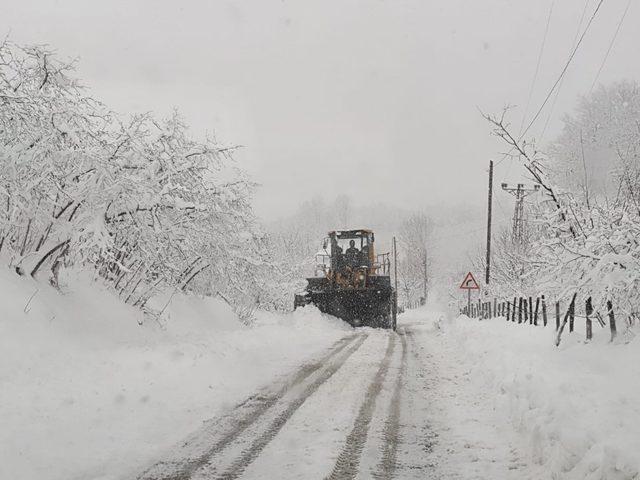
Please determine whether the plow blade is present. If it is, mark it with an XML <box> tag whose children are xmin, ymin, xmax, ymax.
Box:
<box><xmin>299</xmin><ymin>288</ymin><xmax>396</xmax><ymax>329</ymax></box>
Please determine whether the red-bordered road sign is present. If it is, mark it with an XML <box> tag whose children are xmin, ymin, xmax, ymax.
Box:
<box><xmin>459</xmin><ymin>272</ymin><xmax>480</xmax><ymax>290</ymax></box>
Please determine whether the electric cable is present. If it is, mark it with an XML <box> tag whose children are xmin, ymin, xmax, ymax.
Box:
<box><xmin>519</xmin><ymin>1</ymin><xmax>555</xmax><ymax>136</ymax></box>
<box><xmin>540</xmin><ymin>0</ymin><xmax>592</xmax><ymax>140</ymax></box>
<box><xmin>520</xmin><ymin>0</ymin><xmax>606</xmax><ymax>141</ymax></box>
<box><xmin>589</xmin><ymin>0</ymin><xmax>632</xmax><ymax>94</ymax></box>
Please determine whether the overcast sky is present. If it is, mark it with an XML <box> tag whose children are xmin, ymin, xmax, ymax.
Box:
<box><xmin>2</xmin><ymin>0</ymin><xmax>638</xmax><ymax>220</ymax></box>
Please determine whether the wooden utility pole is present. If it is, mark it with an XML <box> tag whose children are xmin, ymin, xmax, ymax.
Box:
<box><xmin>486</xmin><ymin>160</ymin><xmax>493</xmax><ymax>285</ymax></box>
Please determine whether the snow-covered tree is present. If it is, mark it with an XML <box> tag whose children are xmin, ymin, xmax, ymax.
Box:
<box><xmin>482</xmin><ymin>82</ymin><xmax>640</xmax><ymax>328</ymax></box>
<box><xmin>398</xmin><ymin>213</ymin><xmax>433</xmax><ymax>306</ymax></box>
<box><xmin>0</xmin><ymin>40</ymin><xmax>283</xmax><ymax>316</ymax></box>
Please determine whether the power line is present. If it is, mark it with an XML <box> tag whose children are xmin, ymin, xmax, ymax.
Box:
<box><xmin>520</xmin><ymin>0</ymin><xmax>606</xmax><ymax>141</ymax></box>
<box><xmin>589</xmin><ymin>0</ymin><xmax>632</xmax><ymax>94</ymax></box>
<box><xmin>540</xmin><ymin>0</ymin><xmax>592</xmax><ymax>140</ymax></box>
<box><xmin>519</xmin><ymin>1</ymin><xmax>555</xmax><ymax>136</ymax></box>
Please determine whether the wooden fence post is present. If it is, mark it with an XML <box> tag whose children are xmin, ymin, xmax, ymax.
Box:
<box><xmin>555</xmin><ymin>293</ymin><xmax>578</xmax><ymax>346</ymax></box>
<box><xmin>523</xmin><ymin>298</ymin><xmax>529</xmax><ymax>324</ymax></box>
<box><xmin>569</xmin><ymin>300</ymin><xmax>575</xmax><ymax>333</ymax></box>
<box><xmin>555</xmin><ymin>301</ymin><xmax>560</xmax><ymax>330</ymax></box>
<box><xmin>512</xmin><ymin>297</ymin><xmax>517</xmax><ymax>322</ymax></box>
<box><xmin>528</xmin><ymin>296</ymin><xmax>533</xmax><ymax>324</ymax></box>
<box><xmin>542</xmin><ymin>295</ymin><xmax>547</xmax><ymax>327</ymax></box>
<box><xmin>534</xmin><ymin>297</ymin><xmax>540</xmax><ymax>326</ymax></box>
<box><xmin>518</xmin><ymin>297</ymin><xmax>523</xmax><ymax>324</ymax></box>
<box><xmin>585</xmin><ymin>297</ymin><xmax>593</xmax><ymax>341</ymax></box>
<box><xmin>506</xmin><ymin>301</ymin><xmax>511</xmax><ymax>321</ymax></box>
<box><xmin>607</xmin><ymin>300</ymin><xmax>617</xmax><ymax>342</ymax></box>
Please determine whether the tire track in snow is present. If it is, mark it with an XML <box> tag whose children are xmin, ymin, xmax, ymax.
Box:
<box><xmin>325</xmin><ymin>332</ymin><xmax>395</xmax><ymax>480</ymax></box>
<box><xmin>372</xmin><ymin>327</ymin><xmax>407</xmax><ymax>480</ymax></box>
<box><xmin>395</xmin><ymin>326</ymin><xmax>439</xmax><ymax>479</ymax></box>
<box><xmin>207</xmin><ymin>333</ymin><xmax>369</xmax><ymax>480</ymax></box>
<box><xmin>137</xmin><ymin>333</ymin><xmax>360</xmax><ymax>480</ymax></box>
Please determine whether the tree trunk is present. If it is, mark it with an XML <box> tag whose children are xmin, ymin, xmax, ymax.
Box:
<box><xmin>30</xmin><ymin>239</ymin><xmax>70</xmax><ymax>278</ymax></box>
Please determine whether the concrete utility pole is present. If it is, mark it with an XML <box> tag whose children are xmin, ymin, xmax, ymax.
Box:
<box><xmin>485</xmin><ymin>160</ymin><xmax>493</xmax><ymax>285</ymax></box>
<box><xmin>501</xmin><ymin>182</ymin><xmax>540</xmax><ymax>243</ymax></box>
<box><xmin>392</xmin><ymin>236</ymin><xmax>398</xmax><ymax>294</ymax></box>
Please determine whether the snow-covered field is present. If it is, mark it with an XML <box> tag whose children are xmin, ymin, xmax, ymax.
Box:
<box><xmin>0</xmin><ymin>268</ymin><xmax>349</xmax><ymax>480</ymax></box>
<box><xmin>426</xmin><ymin>310</ymin><xmax>640</xmax><ymax>479</ymax></box>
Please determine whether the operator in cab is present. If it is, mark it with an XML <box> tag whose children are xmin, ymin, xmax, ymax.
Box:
<box><xmin>345</xmin><ymin>239</ymin><xmax>359</xmax><ymax>266</ymax></box>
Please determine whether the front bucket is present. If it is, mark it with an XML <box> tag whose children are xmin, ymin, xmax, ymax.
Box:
<box><xmin>308</xmin><ymin>288</ymin><xmax>393</xmax><ymax>328</ymax></box>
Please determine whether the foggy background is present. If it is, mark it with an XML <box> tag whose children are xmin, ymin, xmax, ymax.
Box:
<box><xmin>3</xmin><ymin>0</ymin><xmax>637</xmax><ymax>269</ymax></box>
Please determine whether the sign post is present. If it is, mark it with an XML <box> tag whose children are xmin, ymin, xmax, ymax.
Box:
<box><xmin>459</xmin><ymin>272</ymin><xmax>480</xmax><ymax>315</ymax></box>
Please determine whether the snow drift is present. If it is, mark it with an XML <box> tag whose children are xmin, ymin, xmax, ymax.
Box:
<box><xmin>0</xmin><ymin>268</ymin><xmax>349</xmax><ymax>480</ymax></box>
<box><xmin>442</xmin><ymin>313</ymin><xmax>640</xmax><ymax>480</ymax></box>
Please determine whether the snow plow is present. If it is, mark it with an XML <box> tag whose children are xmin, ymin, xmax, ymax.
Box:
<box><xmin>294</xmin><ymin>229</ymin><xmax>397</xmax><ymax>330</ymax></box>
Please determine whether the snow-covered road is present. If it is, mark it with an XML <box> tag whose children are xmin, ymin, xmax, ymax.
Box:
<box><xmin>13</xmin><ymin>270</ymin><xmax>632</xmax><ymax>480</ymax></box>
<box><xmin>137</xmin><ymin>312</ymin><xmax>539</xmax><ymax>480</ymax></box>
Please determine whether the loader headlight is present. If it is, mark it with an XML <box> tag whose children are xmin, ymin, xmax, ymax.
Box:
<box><xmin>358</xmin><ymin>273</ymin><xmax>365</xmax><ymax>281</ymax></box>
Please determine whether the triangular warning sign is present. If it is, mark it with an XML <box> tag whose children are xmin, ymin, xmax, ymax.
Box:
<box><xmin>459</xmin><ymin>272</ymin><xmax>480</xmax><ymax>290</ymax></box>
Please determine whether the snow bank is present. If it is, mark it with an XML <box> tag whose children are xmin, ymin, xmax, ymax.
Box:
<box><xmin>0</xmin><ymin>268</ymin><xmax>349</xmax><ymax>480</ymax></box>
<box><xmin>440</xmin><ymin>313</ymin><xmax>640</xmax><ymax>480</ymax></box>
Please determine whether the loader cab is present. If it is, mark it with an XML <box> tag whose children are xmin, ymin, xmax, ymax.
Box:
<box><xmin>328</xmin><ymin>230</ymin><xmax>374</xmax><ymax>271</ymax></box>
<box><xmin>313</xmin><ymin>229</ymin><xmax>390</xmax><ymax>279</ymax></box>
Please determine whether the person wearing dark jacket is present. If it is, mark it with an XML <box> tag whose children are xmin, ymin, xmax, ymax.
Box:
<box><xmin>345</xmin><ymin>240</ymin><xmax>359</xmax><ymax>266</ymax></box>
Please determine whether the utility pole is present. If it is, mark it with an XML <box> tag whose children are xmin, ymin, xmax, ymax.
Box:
<box><xmin>485</xmin><ymin>160</ymin><xmax>493</xmax><ymax>285</ymax></box>
<box><xmin>392</xmin><ymin>236</ymin><xmax>398</xmax><ymax>293</ymax></box>
<box><xmin>501</xmin><ymin>182</ymin><xmax>540</xmax><ymax>243</ymax></box>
